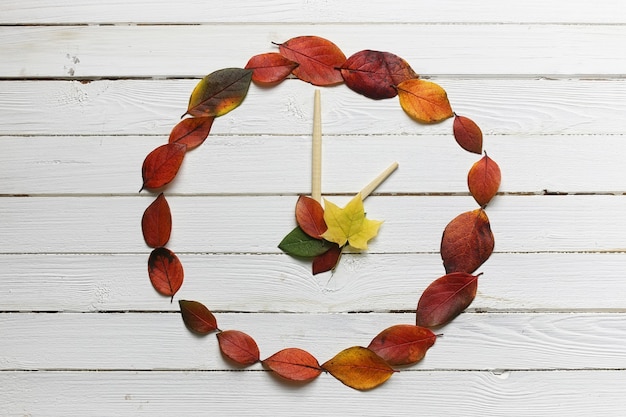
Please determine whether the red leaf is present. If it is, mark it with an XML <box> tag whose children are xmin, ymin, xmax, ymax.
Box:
<box><xmin>468</xmin><ymin>153</ymin><xmax>501</xmax><ymax>206</ymax></box>
<box><xmin>245</xmin><ymin>52</ymin><xmax>298</xmax><ymax>84</ymax></box>
<box><xmin>148</xmin><ymin>247</ymin><xmax>184</xmax><ymax>298</ymax></box>
<box><xmin>453</xmin><ymin>115</ymin><xmax>483</xmax><ymax>154</ymax></box>
<box><xmin>295</xmin><ymin>195</ymin><xmax>327</xmax><ymax>238</ymax></box>
<box><xmin>141</xmin><ymin>192</ymin><xmax>172</xmax><ymax>248</ymax></box>
<box><xmin>396</xmin><ymin>79</ymin><xmax>453</xmax><ymax>123</ymax></box>
<box><xmin>186</xmin><ymin>68</ymin><xmax>253</xmax><ymax>118</ymax></box>
<box><xmin>322</xmin><ymin>346</ymin><xmax>395</xmax><ymax>390</ymax></box>
<box><xmin>367</xmin><ymin>324</ymin><xmax>436</xmax><ymax>366</ymax></box>
<box><xmin>168</xmin><ymin>117</ymin><xmax>214</xmax><ymax>150</ymax></box>
<box><xmin>312</xmin><ymin>243</ymin><xmax>342</xmax><ymax>275</ymax></box>
<box><xmin>441</xmin><ymin>209</ymin><xmax>494</xmax><ymax>274</ymax></box>
<box><xmin>179</xmin><ymin>300</ymin><xmax>218</xmax><ymax>335</ymax></box>
<box><xmin>416</xmin><ymin>272</ymin><xmax>480</xmax><ymax>328</ymax></box>
<box><xmin>141</xmin><ymin>142</ymin><xmax>187</xmax><ymax>191</ymax></box>
<box><xmin>340</xmin><ymin>50</ymin><xmax>418</xmax><ymax>100</ymax></box>
<box><xmin>277</xmin><ymin>36</ymin><xmax>346</xmax><ymax>86</ymax></box>
<box><xmin>262</xmin><ymin>348</ymin><xmax>323</xmax><ymax>382</ymax></box>
<box><xmin>217</xmin><ymin>330</ymin><xmax>260</xmax><ymax>366</ymax></box>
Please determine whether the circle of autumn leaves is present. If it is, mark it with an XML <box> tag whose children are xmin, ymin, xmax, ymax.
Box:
<box><xmin>140</xmin><ymin>36</ymin><xmax>502</xmax><ymax>390</ymax></box>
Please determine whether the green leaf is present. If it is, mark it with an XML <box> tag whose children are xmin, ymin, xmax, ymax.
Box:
<box><xmin>278</xmin><ymin>226</ymin><xmax>333</xmax><ymax>258</ymax></box>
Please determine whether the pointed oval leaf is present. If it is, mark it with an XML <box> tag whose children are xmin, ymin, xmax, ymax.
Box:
<box><xmin>179</xmin><ymin>300</ymin><xmax>218</xmax><ymax>335</ymax></box>
<box><xmin>396</xmin><ymin>79</ymin><xmax>453</xmax><ymax>123</ymax></box>
<box><xmin>367</xmin><ymin>324</ymin><xmax>436</xmax><ymax>366</ymax></box>
<box><xmin>468</xmin><ymin>153</ymin><xmax>502</xmax><ymax>206</ymax></box>
<box><xmin>148</xmin><ymin>247</ymin><xmax>184</xmax><ymax>298</ymax></box>
<box><xmin>340</xmin><ymin>50</ymin><xmax>418</xmax><ymax>100</ymax></box>
<box><xmin>168</xmin><ymin>117</ymin><xmax>214</xmax><ymax>150</ymax></box>
<box><xmin>312</xmin><ymin>243</ymin><xmax>342</xmax><ymax>275</ymax></box>
<box><xmin>217</xmin><ymin>330</ymin><xmax>260</xmax><ymax>367</ymax></box>
<box><xmin>245</xmin><ymin>52</ymin><xmax>298</xmax><ymax>84</ymax></box>
<box><xmin>141</xmin><ymin>142</ymin><xmax>187</xmax><ymax>191</ymax></box>
<box><xmin>262</xmin><ymin>348</ymin><xmax>323</xmax><ymax>382</ymax></box>
<box><xmin>186</xmin><ymin>68</ymin><xmax>253</xmax><ymax>117</ymax></box>
<box><xmin>295</xmin><ymin>195</ymin><xmax>327</xmax><ymax>239</ymax></box>
<box><xmin>416</xmin><ymin>272</ymin><xmax>479</xmax><ymax>328</ymax></box>
<box><xmin>441</xmin><ymin>209</ymin><xmax>494</xmax><ymax>274</ymax></box>
<box><xmin>278</xmin><ymin>226</ymin><xmax>333</xmax><ymax>258</ymax></box>
<box><xmin>277</xmin><ymin>36</ymin><xmax>346</xmax><ymax>86</ymax></box>
<box><xmin>141</xmin><ymin>192</ymin><xmax>172</xmax><ymax>248</ymax></box>
<box><xmin>453</xmin><ymin>115</ymin><xmax>483</xmax><ymax>154</ymax></box>
<box><xmin>322</xmin><ymin>346</ymin><xmax>395</xmax><ymax>390</ymax></box>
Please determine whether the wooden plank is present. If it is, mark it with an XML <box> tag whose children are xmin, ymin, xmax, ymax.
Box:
<box><xmin>1</xmin><ymin>369</ymin><xmax>625</xmax><ymax>416</ymax></box>
<box><xmin>3</xmin><ymin>0</ymin><xmax>626</xmax><ymax>24</ymax></box>
<box><xmin>1</xmin><ymin>195</ymin><xmax>625</xmax><ymax>254</ymax></box>
<box><xmin>2</xmin><ymin>24</ymin><xmax>626</xmax><ymax>77</ymax></box>
<box><xmin>1</xmin><ymin>252</ymin><xmax>625</xmax><ymax>312</ymax></box>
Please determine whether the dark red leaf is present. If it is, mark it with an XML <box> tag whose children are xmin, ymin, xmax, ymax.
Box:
<box><xmin>312</xmin><ymin>243</ymin><xmax>342</xmax><ymax>275</ymax></box>
<box><xmin>262</xmin><ymin>348</ymin><xmax>323</xmax><ymax>381</ymax></box>
<box><xmin>245</xmin><ymin>52</ymin><xmax>298</xmax><ymax>84</ymax></box>
<box><xmin>277</xmin><ymin>36</ymin><xmax>346</xmax><ymax>86</ymax></box>
<box><xmin>179</xmin><ymin>300</ymin><xmax>218</xmax><ymax>335</ymax></box>
<box><xmin>367</xmin><ymin>324</ymin><xmax>436</xmax><ymax>366</ymax></box>
<box><xmin>217</xmin><ymin>330</ymin><xmax>260</xmax><ymax>367</ymax></box>
<box><xmin>453</xmin><ymin>115</ymin><xmax>483</xmax><ymax>154</ymax></box>
<box><xmin>141</xmin><ymin>192</ymin><xmax>172</xmax><ymax>248</ymax></box>
<box><xmin>416</xmin><ymin>272</ymin><xmax>480</xmax><ymax>328</ymax></box>
<box><xmin>441</xmin><ymin>209</ymin><xmax>494</xmax><ymax>274</ymax></box>
<box><xmin>467</xmin><ymin>153</ymin><xmax>501</xmax><ymax>206</ymax></box>
<box><xmin>141</xmin><ymin>142</ymin><xmax>187</xmax><ymax>191</ymax></box>
<box><xmin>186</xmin><ymin>68</ymin><xmax>253</xmax><ymax>118</ymax></box>
<box><xmin>168</xmin><ymin>117</ymin><xmax>214</xmax><ymax>150</ymax></box>
<box><xmin>148</xmin><ymin>247</ymin><xmax>184</xmax><ymax>299</ymax></box>
<box><xmin>295</xmin><ymin>195</ymin><xmax>327</xmax><ymax>239</ymax></box>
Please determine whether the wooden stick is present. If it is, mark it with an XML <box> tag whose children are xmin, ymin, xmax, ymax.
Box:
<box><xmin>312</xmin><ymin>89</ymin><xmax>322</xmax><ymax>202</ymax></box>
<box><xmin>359</xmin><ymin>162</ymin><xmax>399</xmax><ymax>200</ymax></box>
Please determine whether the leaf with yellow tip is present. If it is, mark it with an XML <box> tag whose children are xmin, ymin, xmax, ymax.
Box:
<box><xmin>321</xmin><ymin>194</ymin><xmax>382</xmax><ymax>250</ymax></box>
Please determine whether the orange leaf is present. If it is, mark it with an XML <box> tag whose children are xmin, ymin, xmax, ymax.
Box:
<box><xmin>340</xmin><ymin>50</ymin><xmax>418</xmax><ymax>100</ymax></box>
<box><xmin>186</xmin><ymin>68</ymin><xmax>253</xmax><ymax>118</ymax></box>
<box><xmin>468</xmin><ymin>153</ymin><xmax>501</xmax><ymax>206</ymax></box>
<box><xmin>312</xmin><ymin>243</ymin><xmax>342</xmax><ymax>275</ymax></box>
<box><xmin>277</xmin><ymin>36</ymin><xmax>346</xmax><ymax>86</ymax></box>
<box><xmin>148</xmin><ymin>247</ymin><xmax>184</xmax><ymax>299</ymax></box>
<box><xmin>245</xmin><ymin>52</ymin><xmax>298</xmax><ymax>84</ymax></box>
<box><xmin>416</xmin><ymin>272</ymin><xmax>479</xmax><ymax>328</ymax></box>
<box><xmin>168</xmin><ymin>117</ymin><xmax>214</xmax><ymax>150</ymax></box>
<box><xmin>453</xmin><ymin>115</ymin><xmax>483</xmax><ymax>154</ymax></box>
<box><xmin>367</xmin><ymin>324</ymin><xmax>436</xmax><ymax>366</ymax></box>
<box><xmin>179</xmin><ymin>300</ymin><xmax>218</xmax><ymax>335</ymax></box>
<box><xmin>322</xmin><ymin>346</ymin><xmax>395</xmax><ymax>390</ymax></box>
<box><xmin>217</xmin><ymin>330</ymin><xmax>260</xmax><ymax>367</ymax></box>
<box><xmin>262</xmin><ymin>348</ymin><xmax>323</xmax><ymax>382</ymax></box>
<box><xmin>440</xmin><ymin>209</ymin><xmax>494</xmax><ymax>274</ymax></box>
<box><xmin>396</xmin><ymin>79</ymin><xmax>453</xmax><ymax>123</ymax></box>
<box><xmin>295</xmin><ymin>195</ymin><xmax>327</xmax><ymax>239</ymax></box>
<box><xmin>141</xmin><ymin>142</ymin><xmax>187</xmax><ymax>191</ymax></box>
<box><xmin>141</xmin><ymin>192</ymin><xmax>172</xmax><ymax>248</ymax></box>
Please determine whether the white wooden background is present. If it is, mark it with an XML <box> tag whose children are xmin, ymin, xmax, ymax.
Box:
<box><xmin>2</xmin><ymin>1</ymin><xmax>626</xmax><ymax>415</ymax></box>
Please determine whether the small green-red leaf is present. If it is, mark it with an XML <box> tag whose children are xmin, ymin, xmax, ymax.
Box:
<box><xmin>217</xmin><ymin>330</ymin><xmax>260</xmax><ymax>367</ymax></box>
<box><xmin>186</xmin><ymin>68</ymin><xmax>253</xmax><ymax>117</ymax></box>
<box><xmin>179</xmin><ymin>300</ymin><xmax>218</xmax><ymax>335</ymax></box>
<box><xmin>453</xmin><ymin>115</ymin><xmax>483</xmax><ymax>154</ymax></box>
<box><xmin>367</xmin><ymin>324</ymin><xmax>436</xmax><ymax>366</ymax></box>
<box><xmin>441</xmin><ymin>209</ymin><xmax>494</xmax><ymax>274</ymax></box>
<box><xmin>312</xmin><ymin>243</ymin><xmax>342</xmax><ymax>275</ymax></box>
<box><xmin>141</xmin><ymin>142</ymin><xmax>187</xmax><ymax>191</ymax></box>
<box><xmin>262</xmin><ymin>348</ymin><xmax>323</xmax><ymax>382</ymax></box>
<box><xmin>295</xmin><ymin>195</ymin><xmax>327</xmax><ymax>239</ymax></box>
<box><xmin>141</xmin><ymin>192</ymin><xmax>172</xmax><ymax>248</ymax></box>
<box><xmin>278</xmin><ymin>226</ymin><xmax>333</xmax><ymax>258</ymax></box>
<box><xmin>322</xmin><ymin>346</ymin><xmax>395</xmax><ymax>390</ymax></box>
<box><xmin>416</xmin><ymin>272</ymin><xmax>480</xmax><ymax>328</ymax></box>
<box><xmin>245</xmin><ymin>52</ymin><xmax>298</xmax><ymax>84</ymax></box>
<box><xmin>148</xmin><ymin>247</ymin><xmax>184</xmax><ymax>299</ymax></box>
<box><xmin>468</xmin><ymin>153</ymin><xmax>501</xmax><ymax>206</ymax></box>
<box><xmin>277</xmin><ymin>36</ymin><xmax>346</xmax><ymax>86</ymax></box>
<box><xmin>396</xmin><ymin>79</ymin><xmax>453</xmax><ymax>123</ymax></box>
<box><xmin>168</xmin><ymin>117</ymin><xmax>214</xmax><ymax>150</ymax></box>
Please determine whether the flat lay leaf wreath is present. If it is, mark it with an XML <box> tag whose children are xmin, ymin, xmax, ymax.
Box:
<box><xmin>139</xmin><ymin>35</ymin><xmax>501</xmax><ymax>390</ymax></box>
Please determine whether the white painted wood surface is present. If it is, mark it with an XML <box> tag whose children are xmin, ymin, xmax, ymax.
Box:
<box><xmin>1</xmin><ymin>1</ymin><xmax>626</xmax><ymax>415</ymax></box>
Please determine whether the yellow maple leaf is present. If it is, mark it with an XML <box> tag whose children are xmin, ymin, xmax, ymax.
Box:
<box><xmin>321</xmin><ymin>193</ymin><xmax>383</xmax><ymax>250</ymax></box>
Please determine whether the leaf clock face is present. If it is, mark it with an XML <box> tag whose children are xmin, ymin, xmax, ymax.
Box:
<box><xmin>396</xmin><ymin>79</ymin><xmax>453</xmax><ymax>123</ymax></box>
<box><xmin>468</xmin><ymin>153</ymin><xmax>502</xmax><ymax>206</ymax></box>
<box><xmin>141</xmin><ymin>142</ymin><xmax>187</xmax><ymax>191</ymax></box>
<box><xmin>440</xmin><ymin>209</ymin><xmax>494</xmax><ymax>274</ymax></box>
<box><xmin>322</xmin><ymin>346</ymin><xmax>395</xmax><ymax>390</ymax></box>
<box><xmin>416</xmin><ymin>272</ymin><xmax>479</xmax><ymax>328</ymax></box>
<box><xmin>262</xmin><ymin>348</ymin><xmax>322</xmax><ymax>382</ymax></box>
<box><xmin>148</xmin><ymin>247</ymin><xmax>184</xmax><ymax>298</ymax></box>
<box><xmin>186</xmin><ymin>68</ymin><xmax>253</xmax><ymax>118</ymax></box>
<box><xmin>277</xmin><ymin>36</ymin><xmax>346</xmax><ymax>86</ymax></box>
<box><xmin>245</xmin><ymin>52</ymin><xmax>298</xmax><ymax>84</ymax></box>
<box><xmin>141</xmin><ymin>192</ymin><xmax>172</xmax><ymax>248</ymax></box>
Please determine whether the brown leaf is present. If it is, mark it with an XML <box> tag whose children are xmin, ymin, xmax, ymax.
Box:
<box><xmin>148</xmin><ymin>247</ymin><xmax>184</xmax><ymax>299</ymax></box>
<box><xmin>179</xmin><ymin>300</ymin><xmax>218</xmax><ymax>335</ymax></box>
<box><xmin>322</xmin><ymin>346</ymin><xmax>395</xmax><ymax>390</ymax></box>
<box><xmin>416</xmin><ymin>272</ymin><xmax>480</xmax><ymax>328</ymax></box>
<box><xmin>141</xmin><ymin>142</ymin><xmax>187</xmax><ymax>191</ymax></box>
<box><xmin>468</xmin><ymin>153</ymin><xmax>501</xmax><ymax>206</ymax></box>
<box><xmin>295</xmin><ymin>195</ymin><xmax>327</xmax><ymax>239</ymax></box>
<box><xmin>396</xmin><ymin>79</ymin><xmax>453</xmax><ymax>123</ymax></box>
<box><xmin>141</xmin><ymin>193</ymin><xmax>172</xmax><ymax>248</ymax></box>
<box><xmin>168</xmin><ymin>117</ymin><xmax>214</xmax><ymax>150</ymax></box>
<box><xmin>245</xmin><ymin>52</ymin><xmax>298</xmax><ymax>84</ymax></box>
<box><xmin>440</xmin><ymin>209</ymin><xmax>494</xmax><ymax>274</ymax></box>
<box><xmin>367</xmin><ymin>324</ymin><xmax>436</xmax><ymax>366</ymax></box>
<box><xmin>340</xmin><ymin>50</ymin><xmax>418</xmax><ymax>99</ymax></box>
<box><xmin>186</xmin><ymin>68</ymin><xmax>253</xmax><ymax>118</ymax></box>
<box><xmin>453</xmin><ymin>115</ymin><xmax>483</xmax><ymax>154</ymax></box>
<box><xmin>217</xmin><ymin>330</ymin><xmax>260</xmax><ymax>367</ymax></box>
<box><xmin>277</xmin><ymin>36</ymin><xmax>346</xmax><ymax>86</ymax></box>
<box><xmin>312</xmin><ymin>243</ymin><xmax>342</xmax><ymax>275</ymax></box>
<box><xmin>262</xmin><ymin>348</ymin><xmax>323</xmax><ymax>382</ymax></box>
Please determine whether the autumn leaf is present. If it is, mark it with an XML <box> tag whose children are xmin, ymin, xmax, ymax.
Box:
<box><xmin>179</xmin><ymin>300</ymin><xmax>218</xmax><ymax>335</ymax></box>
<box><xmin>141</xmin><ymin>193</ymin><xmax>172</xmax><ymax>248</ymax></box>
<box><xmin>295</xmin><ymin>195</ymin><xmax>327</xmax><ymax>239</ymax></box>
<box><xmin>322</xmin><ymin>346</ymin><xmax>395</xmax><ymax>390</ymax></box>
<box><xmin>168</xmin><ymin>117</ymin><xmax>214</xmax><ymax>150</ymax></box>
<box><xmin>367</xmin><ymin>324</ymin><xmax>436</xmax><ymax>366</ymax></box>
<box><xmin>453</xmin><ymin>115</ymin><xmax>483</xmax><ymax>154</ymax></box>
<box><xmin>217</xmin><ymin>330</ymin><xmax>260</xmax><ymax>367</ymax></box>
<box><xmin>416</xmin><ymin>272</ymin><xmax>480</xmax><ymax>328</ymax></box>
<box><xmin>278</xmin><ymin>226</ymin><xmax>333</xmax><ymax>258</ymax></box>
<box><xmin>262</xmin><ymin>348</ymin><xmax>323</xmax><ymax>382</ymax></box>
<box><xmin>468</xmin><ymin>153</ymin><xmax>501</xmax><ymax>206</ymax></box>
<box><xmin>141</xmin><ymin>142</ymin><xmax>187</xmax><ymax>191</ymax></box>
<box><xmin>245</xmin><ymin>52</ymin><xmax>298</xmax><ymax>84</ymax></box>
<box><xmin>148</xmin><ymin>247</ymin><xmax>184</xmax><ymax>299</ymax></box>
<box><xmin>321</xmin><ymin>194</ymin><xmax>382</xmax><ymax>250</ymax></box>
<box><xmin>396</xmin><ymin>79</ymin><xmax>453</xmax><ymax>123</ymax></box>
<box><xmin>441</xmin><ymin>209</ymin><xmax>494</xmax><ymax>274</ymax></box>
<box><xmin>312</xmin><ymin>243</ymin><xmax>342</xmax><ymax>275</ymax></box>
<box><xmin>340</xmin><ymin>50</ymin><xmax>418</xmax><ymax>100</ymax></box>
<box><xmin>276</xmin><ymin>36</ymin><xmax>346</xmax><ymax>86</ymax></box>
<box><xmin>186</xmin><ymin>68</ymin><xmax>253</xmax><ymax>118</ymax></box>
